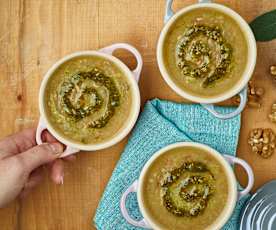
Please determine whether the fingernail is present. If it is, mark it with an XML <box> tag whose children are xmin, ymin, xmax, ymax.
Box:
<box><xmin>49</xmin><ymin>143</ymin><xmax>64</xmax><ymax>154</ymax></box>
<box><xmin>59</xmin><ymin>175</ymin><xmax>64</xmax><ymax>185</ymax></box>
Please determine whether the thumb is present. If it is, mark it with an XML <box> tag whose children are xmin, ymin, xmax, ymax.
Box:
<box><xmin>16</xmin><ymin>143</ymin><xmax>64</xmax><ymax>172</ymax></box>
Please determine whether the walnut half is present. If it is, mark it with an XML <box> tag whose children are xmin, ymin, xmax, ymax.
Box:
<box><xmin>269</xmin><ymin>103</ymin><xmax>276</xmax><ymax>123</ymax></box>
<box><xmin>248</xmin><ymin>128</ymin><xmax>276</xmax><ymax>158</ymax></box>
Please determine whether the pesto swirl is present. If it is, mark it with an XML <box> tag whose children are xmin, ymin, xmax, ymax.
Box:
<box><xmin>58</xmin><ymin>68</ymin><xmax>120</xmax><ymax>129</ymax></box>
<box><xmin>160</xmin><ymin>161</ymin><xmax>215</xmax><ymax>217</ymax></box>
<box><xmin>176</xmin><ymin>24</ymin><xmax>233</xmax><ymax>87</ymax></box>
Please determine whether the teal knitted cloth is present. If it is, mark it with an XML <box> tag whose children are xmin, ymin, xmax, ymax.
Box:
<box><xmin>94</xmin><ymin>99</ymin><xmax>249</xmax><ymax>230</ymax></box>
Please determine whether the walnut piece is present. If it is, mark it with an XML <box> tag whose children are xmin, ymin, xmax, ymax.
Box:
<box><xmin>270</xmin><ymin>65</ymin><xmax>276</xmax><ymax>82</ymax></box>
<box><xmin>248</xmin><ymin>128</ymin><xmax>276</xmax><ymax>158</ymax></box>
<box><xmin>234</xmin><ymin>81</ymin><xmax>264</xmax><ymax>108</ymax></box>
<box><xmin>269</xmin><ymin>103</ymin><xmax>276</xmax><ymax>123</ymax></box>
<box><xmin>270</xmin><ymin>65</ymin><xmax>276</xmax><ymax>76</ymax></box>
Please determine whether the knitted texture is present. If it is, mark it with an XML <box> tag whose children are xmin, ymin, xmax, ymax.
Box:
<box><xmin>94</xmin><ymin>99</ymin><xmax>249</xmax><ymax>230</ymax></box>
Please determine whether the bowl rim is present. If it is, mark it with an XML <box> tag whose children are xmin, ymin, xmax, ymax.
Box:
<box><xmin>137</xmin><ymin>142</ymin><xmax>238</xmax><ymax>230</ymax></box>
<box><xmin>157</xmin><ymin>2</ymin><xmax>257</xmax><ymax>104</ymax></box>
<box><xmin>38</xmin><ymin>50</ymin><xmax>141</xmax><ymax>151</ymax></box>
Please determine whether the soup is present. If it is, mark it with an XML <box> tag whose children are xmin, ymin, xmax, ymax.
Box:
<box><xmin>141</xmin><ymin>146</ymin><xmax>229</xmax><ymax>230</ymax></box>
<box><xmin>44</xmin><ymin>55</ymin><xmax>132</xmax><ymax>144</ymax></box>
<box><xmin>163</xmin><ymin>8</ymin><xmax>248</xmax><ymax>98</ymax></box>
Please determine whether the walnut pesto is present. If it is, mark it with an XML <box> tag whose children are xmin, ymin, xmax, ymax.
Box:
<box><xmin>45</xmin><ymin>55</ymin><xmax>132</xmax><ymax>144</ymax></box>
<box><xmin>142</xmin><ymin>146</ymin><xmax>229</xmax><ymax>230</ymax></box>
<box><xmin>163</xmin><ymin>8</ymin><xmax>248</xmax><ymax>98</ymax></box>
<box><xmin>59</xmin><ymin>69</ymin><xmax>120</xmax><ymax>128</ymax></box>
<box><xmin>161</xmin><ymin>161</ymin><xmax>215</xmax><ymax>217</ymax></box>
<box><xmin>176</xmin><ymin>24</ymin><xmax>232</xmax><ymax>87</ymax></box>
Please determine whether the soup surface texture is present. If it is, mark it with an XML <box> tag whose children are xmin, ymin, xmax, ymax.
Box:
<box><xmin>44</xmin><ymin>55</ymin><xmax>132</xmax><ymax>144</ymax></box>
<box><xmin>142</xmin><ymin>146</ymin><xmax>229</xmax><ymax>230</ymax></box>
<box><xmin>163</xmin><ymin>8</ymin><xmax>248</xmax><ymax>98</ymax></box>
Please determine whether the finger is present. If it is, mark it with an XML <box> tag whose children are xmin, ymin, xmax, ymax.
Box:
<box><xmin>41</xmin><ymin>130</ymin><xmax>59</xmax><ymax>143</ymax></box>
<box><xmin>49</xmin><ymin>159</ymin><xmax>64</xmax><ymax>185</ymax></box>
<box><xmin>25</xmin><ymin>167</ymin><xmax>44</xmax><ymax>188</ymax></box>
<box><xmin>46</xmin><ymin>154</ymin><xmax>75</xmax><ymax>173</ymax></box>
<box><xmin>15</xmin><ymin>142</ymin><xmax>64</xmax><ymax>173</ymax></box>
<box><xmin>63</xmin><ymin>155</ymin><xmax>76</xmax><ymax>162</ymax></box>
<box><xmin>38</xmin><ymin>131</ymin><xmax>61</xmax><ymax>170</ymax></box>
<box><xmin>19</xmin><ymin>167</ymin><xmax>44</xmax><ymax>199</ymax></box>
<box><xmin>19</xmin><ymin>187</ymin><xmax>31</xmax><ymax>199</ymax></box>
<box><xmin>42</xmin><ymin>131</ymin><xmax>66</xmax><ymax>153</ymax></box>
<box><xmin>0</xmin><ymin>128</ymin><xmax>37</xmax><ymax>159</ymax></box>
<box><xmin>47</xmin><ymin>155</ymin><xmax>75</xmax><ymax>184</ymax></box>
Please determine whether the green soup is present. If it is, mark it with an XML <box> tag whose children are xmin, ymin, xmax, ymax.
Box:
<box><xmin>44</xmin><ymin>55</ymin><xmax>132</xmax><ymax>144</ymax></box>
<box><xmin>141</xmin><ymin>146</ymin><xmax>229</xmax><ymax>230</ymax></box>
<box><xmin>163</xmin><ymin>8</ymin><xmax>248</xmax><ymax>98</ymax></box>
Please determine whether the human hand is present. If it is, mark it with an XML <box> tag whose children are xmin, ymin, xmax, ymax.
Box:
<box><xmin>0</xmin><ymin>128</ymin><xmax>76</xmax><ymax>208</ymax></box>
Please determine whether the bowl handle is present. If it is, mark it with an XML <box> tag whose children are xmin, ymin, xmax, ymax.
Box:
<box><xmin>99</xmin><ymin>43</ymin><xmax>143</xmax><ymax>83</ymax></box>
<box><xmin>120</xmin><ymin>180</ymin><xmax>151</xmax><ymax>229</ymax></box>
<box><xmin>200</xmin><ymin>87</ymin><xmax>248</xmax><ymax>120</ymax></box>
<box><xmin>36</xmin><ymin>117</ymin><xmax>80</xmax><ymax>157</ymax></box>
<box><xmin>223</xmin><ymin>155</ymin><xmax>254</xmax><ymax>199</ymax></box>
<box><xmin>164</xmin><ymin>0</ymin><xmax>212</xmax><ymax>23</ymax></box>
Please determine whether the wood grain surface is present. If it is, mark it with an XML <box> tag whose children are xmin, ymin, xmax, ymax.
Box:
<box><xmin>0</xmin><ymin>0</ymin><xmax>276</xmax><ymax>229</ymax></box>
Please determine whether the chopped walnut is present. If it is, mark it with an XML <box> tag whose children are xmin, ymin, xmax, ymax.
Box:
<box><xmin>270</xmin><ymin>65</ymin><xmax>276</xmax><ymax>76</ymax></box>
<box><xmin>248</xmin><ymin>128</ymin><xmax>276</xmax><ymax>158</ymax></box>
<box><xmin>270</xmin><ymin>65</ymin><xmax>276</xmax><ymax>82</ymax></box>
<box><xmin>234</xmin><ymin>81</ymin><xmax>264</xmax><ymax>108</ymax></box>
<box><xmin>269</xmin><ymin>103</ymin><xmax>276</xmax><ymax>123</ymax></box>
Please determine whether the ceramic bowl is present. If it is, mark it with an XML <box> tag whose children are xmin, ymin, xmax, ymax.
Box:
<box><xmin>120</xmin><ymin>142</ymin><xmax>254</xmax><ymax>229</ymax></box>
<box><xmin>36</xmin><ymin>43</ymin><xmax>142</xmax><ymax>157</ymax></box>
<box><xmin>157</xmin><ymin>0</ymin><xmax>257</xmax><ymax>119</ymax></box>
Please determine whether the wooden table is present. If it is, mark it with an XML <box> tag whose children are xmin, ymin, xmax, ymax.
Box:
<box><xmin>0</xmin><ymin>0</ymin><xmax>276</xmax><ymax>229</ymax></box>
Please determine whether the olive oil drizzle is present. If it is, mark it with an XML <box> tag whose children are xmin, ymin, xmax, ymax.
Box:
<box><xmin>59</xmin><ymin>68</ymin><xmax>120</xmax><ymax>128</ymax></box>
<box><xmin>176</xmin><ymin>24</ymin><xmax>233</xmax><ymax>87</ymax></box>
<box><xmin>160</xmin><ymin>161</ymin><xmax>215</xmax><ymax>217</ymax></box>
